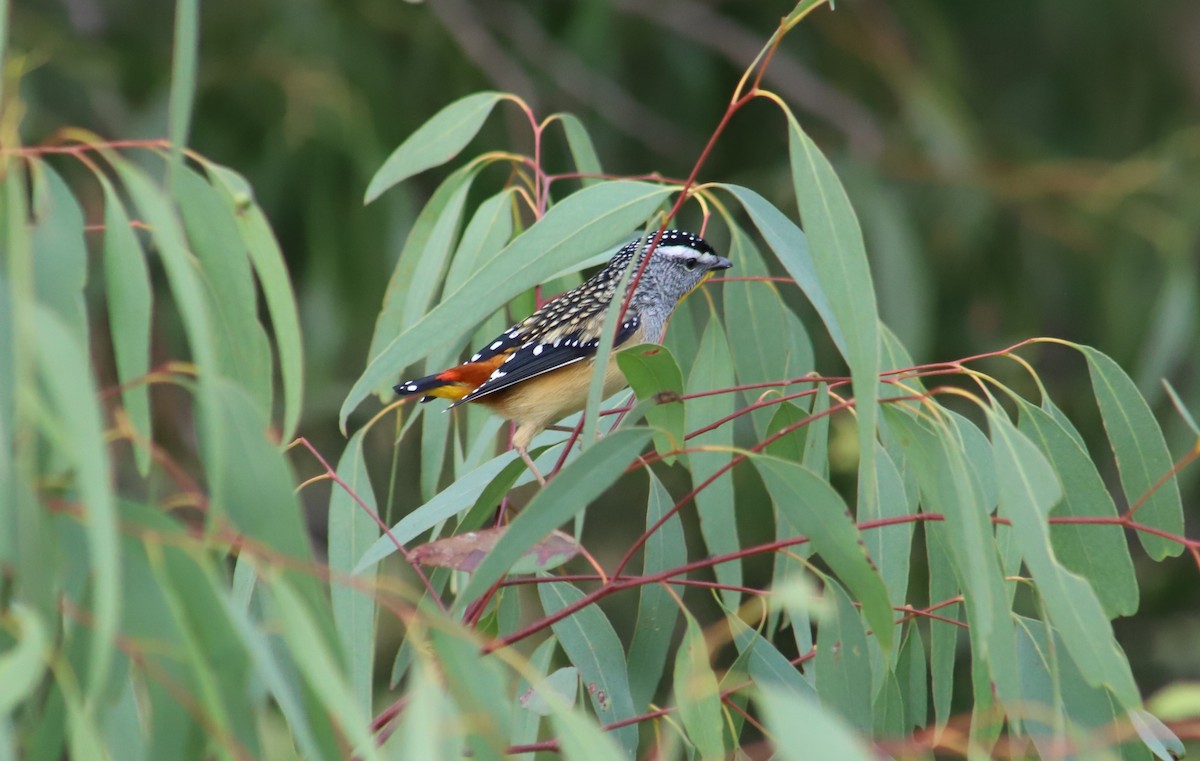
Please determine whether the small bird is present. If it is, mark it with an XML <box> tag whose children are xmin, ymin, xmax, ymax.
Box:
<box><xmin>394</xmin><ymin>229</ymin><xmax>731</xmax><ymax>484</ymax></box>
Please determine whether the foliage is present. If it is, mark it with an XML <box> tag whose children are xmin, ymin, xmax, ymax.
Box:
<box><xmin>3</xmin><ymin>1</ymin><xmax>1200</xmax><ymax>759</ymax></box>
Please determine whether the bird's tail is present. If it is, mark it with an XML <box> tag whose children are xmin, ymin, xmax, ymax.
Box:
<box><xmin>393</xmin><ymin>373</ymin><xmax>471</xmax><ymax>402</ymax></box>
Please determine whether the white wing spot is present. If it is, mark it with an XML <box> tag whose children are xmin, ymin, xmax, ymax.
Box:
<box><xmin>490</xmin><ymin>340</ymin><xmax>503</xmax><ymax>350</ymax></box>
<box><xmin>493</xmin><ymin>370</ymin><xmax>506</xmax><ymax>378</ymax></box>
<box><xmin>533</xmin><ymin>345</ymin><xmax>544</xmax><ymax>356</ymax></box>
<box><xmin>470</xmin><ymin>352</ymin><xmax>481</xmax><ymax>362</ymax></box>
<box><xmin>405</xmin><ymin>384</ymin><xmax>419</xmax><ymax>392</ymax></box>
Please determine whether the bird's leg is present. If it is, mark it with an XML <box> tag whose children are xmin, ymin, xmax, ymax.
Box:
<box><xmin>545</xmin><ymin>425</ymin><xmax>575</xmax><ymax>433</ymax></box>
<box><xmin>517</xmin><ymin>446</ymin><xmax>547</xmax><ymax>487</ymax></box>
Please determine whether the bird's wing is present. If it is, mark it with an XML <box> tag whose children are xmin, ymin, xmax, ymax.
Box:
<box><xmin>452</xmin><ymin>314</ymin><xmax>641</xmax><ymax>406</ymax></box>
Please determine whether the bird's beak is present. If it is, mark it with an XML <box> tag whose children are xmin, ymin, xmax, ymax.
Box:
<box><xmin>713</xmin><ymin>256</ymin><xmax>732</xmax><ymax>270</ymax></box>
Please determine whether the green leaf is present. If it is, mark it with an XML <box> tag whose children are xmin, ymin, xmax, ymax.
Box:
<box><xmin>366</xmin><ymin>91</ymin><xmax>506</xmax><ymax>202</ymax></box>
<box><xmin>519</xmin><ymin>666</ymin><xmax>578</xmax><ymax>716</ymax></box>
<box><xmin>1129</xmin><ymin>708</ymin><xmax>1187</xmax><ymax>761</ymax></box>
<box><xmin>355</xmin><ymin>448</ymin><xmax>523</xmax><ymax>572</ymax></box>
<box><xmin>626</xmin><ymin>469</ymin><xmax>684</xmax><ymax>709</ymax></box>
<box><xmin>426</xmin><ymin>625</ymin><xmax>512</xmax><ymax>761</ymax></box>
<box><xmin>752</xmin><ymin>455</ymin><xmax>893</xmax><ymax>652</ymax></box>
<box><xmin>721</xmin><ymin>184</ymin><xmax>844</xmax><ymax>353</ymax></box>
<box><xmin>884</xmin><ymin>406</ymin><xmax>1017</xmax><ymax>709</ymax></box>
<box><xmin>617</xmin><ymin>343</ymin><xmax>685</xmax><ymax>461</ymax></box>
<box><xmin>549</xmin><ymin>701</ymin><xmax>631</xmax><ymax>761</ymax></box>
<box><xmin>814</xmin><ymin>579</ymin><xmax>873</xmax><ymax>732</ymax></box>
<box><xmin>673</xmin><ymin>612</ymin><xmax>724</xmax><ymax>760</ymax></box>
<box><xmin>176</xmin><ymin>165</ymin><xmax>273</xmax><ymax>415</ymax></box>
<box><xmin>556</xmin><ymin>113</ymin><xmax>604</xmax><ymax>187</ymax></box>
<box><xmin>1079</xmin><ymin>345</ymin><xmax>1185</xmax><ymax>560</ymax></box>
<box><xmin>0</xmin><ymin>604</ymin><xmax>48</xmax><ymax>716</ymax></box>
<box><xmin>267</xmin><ymin>578</ymin><xmax>384</xmax><ymax>761</ymax></box>
<box><xmin>867</xmin><ymin>444</ymin><xmax>915</xmax><ymax>611</ymax></box>
<box><xmin>723</xmin><ymin>225</ymin><xmax>814</xmax><ymax>435</ymax></box>
<box><xmin>443</xmin><ymin>189</ymin><xmax>516</xmax><ymax>292</ymax></box>
<box><xmin>989</xmin><ymin>410</ymin><xmax>1140</xmax><ymax>707</ymax></box>
<box><xmin>764</xmin><ymin>401</ymin><xmax>810</xmax><ymax>462</ymax></box>
<box><xmin>511</xmin><ymin>636</ymin><xmax>557</xmax><ymax>746</ymax></box>
<box><xmin>29</xmin><ymin>161</ymin><xmax>88</xmax><ymax>347</ymax></box>
<box><xmin>686</xmin><ymin>319</ymin><xmax>741</xmax><ymax>607</ymax></box>
<box><xmin>96</xmin><ymin>173</ymin><xmax>153</xmax><ymax>474</ymax></box>
<box><xmin>726</xmin><ymin>611</ymin><xmax>818</xmax><ymax>702</ymax></box>
<box><xmin>166</xmin><ymin>0</ymin><xmax>198</xmax><ymax>176</ymax></box>
<box><xmin>341</xmin><ymin>181</ymin><xmax>673</xmax><ymax>429</ymax></box>
<box><xmin>1017</xmin><ymin>399</ymin><xmax>1138</xmax><ymax>618</ymax></box>
<box><xmin>785</xmin><ymin>113</ymin><xmax>882</xmax><ymax>598</ymax></box>
<box><xmin>538</xmin><ymin>581</ymin><xmax>639</xmax><ymax>757</ymax></box>
<box><xmin>327</xmin><ymin>428</ymin><xmax>379</xmax><ymax>712</ymax></box>
<box><xmin>756</xmin><ymin>685</ymin><xmax>875</xmax><ymax>761</ymax></box>
<box><xmin>925</xmin><ymin>522</ymin><xmax>961</xmax><ymax>730</ymax></box>
<box><xmin>457</xmin><ymin>429</ymin><xmax>651</xmax><ymax>608</ymax></box>
<box><xmin>34</xmin><ymin>306</ymin><xmax>120</xmax><ymax>704</ymax></box>
<box><xmin>205</xmin><ymin>162</ymin><xmax>306</xmax><ymax>440</ymax></box>
<box><xmin>895</xmin><ymin>623</ymin><xmax>928</xmax><ymax>731</ymax></box>
<box><xmin>387</xmin><ymin>658</ymin><xmax>460</xmax><ymax>761</ymax></box>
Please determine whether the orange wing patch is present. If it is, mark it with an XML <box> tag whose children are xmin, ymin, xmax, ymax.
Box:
<box><xmin>424</xmin><ymin>353</ymin><xmax>511</xmax><ymax>400</ymax></box>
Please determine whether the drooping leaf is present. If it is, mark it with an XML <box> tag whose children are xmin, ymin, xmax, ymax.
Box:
<box><xmin>672</xmin><ymin>612</ymin><xmax>724</xmax><ymax>760</ymax></box>
<box><xmin>366</xmin><ymin>91</ymin><xmax>507</xmax><ymax>202</ymax></box>
<box><xmin>752</xmin><ymin>455</ymin><xmax>893</xmax><ymax>652</ymax></box>
<box><xmin>1017</xmin><ymin>399</ymin><xmax>1138</xmax><ymax>618</ymax></box>
<box><xmin>686</xmin><ymin>319</ymin><xmax>741</xmax><ymax>607</ymax></box>
<box><xmin>756</xmin><ymin>685</ymin><xmax>875</xmax><ymax>761</ymax></box>
<box><xmin>519</xmin><ymin>666</ymin><xmax>579</xmax><ymax>716</ymax></box>
<box><xmin>814</xmin><ymin>579</ymin><xmax>873</xmax><ymax>732</ymax></box>
<box><xmin>539</xmin><ymin>581</ymin><xmax>640</xmax><ymax>757</ymax></box>
<box><xmin>626</xmin><ymin>469</ymin><xmax>685</xmax><ymax>709</ymax></box>
<box><xmin>456</xmin><ymin>429</ymin><xmax>651</xmax><ymax>608</ymax></box>
<box><xmin>1078</xmin><ymin>345</ymin><xmax>1184</xmax><ymax>560</ymax></box>
<box><xmin>327</xmin><ymin>427</ymin><xmax>379</xmax><ymax>712</ymax></box>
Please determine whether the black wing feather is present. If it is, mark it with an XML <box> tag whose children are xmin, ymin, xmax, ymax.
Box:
<box><xmin>453</xmin><ymin>318</ymin><xmax>641</xmax><ymax>406</ymax></box>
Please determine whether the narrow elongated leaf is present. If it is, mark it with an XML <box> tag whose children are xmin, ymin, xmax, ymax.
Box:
<box><xmin>176</xmin><ymin>165</ymin><xmax>273</xmax><ymax>415</ymax></box>
<box><xmin>1017</xmin><ymin>399</ymin><xmax>1137</xmax><ymax>617</ymax></box>
<box><xmin>366</xmin><ymin>91</ymin><xmax>506</xmax><ymax>202</ymax></box>
<box><xmin>166</xmin><ymin>0</ymin><xmax>198</xmax><ymax>175</ymax></box>
<box><xmin>885</xmin><ymin>407</ymin><xmax>1019</xmax><ymax>711</ymax></box>
<box><xmin>990</xmin><ymin>411</ymin><xmax>1140</xmax><ymax>707</ymax></box>
<box><xmin>726</xmin><ymin>607</ymin><xmax>817</xmax><ymax>702</ymax></box>
<box><xmin>443</xmin><ymin>189</ymin><xmax>516</xmax><ymax>292</ymax></box>
<box><xmin>457</xmin><ymin>429</ymin><xmax>651</xmax><ymax>607</ymax></box>
<box><xmin>673</xmin><ymin>612</ymin><xmax>724</xmax><ymax>759</ymax></box>
<box><xmin>617</xmin><ymin>343</ymin><xmax>685</xmax><ymax>460</ymax></box>
<box><xmin>511</xmin><ymin>636</ymin><xmax>557</xmax><ymax>746</ymax></box>
<box><xmin>556</xmin><ymin>113</ymin><xmax>604</xmax><ymax>186</ymax></box>
<box><xmin>30</xmin><ymin>161</ymin><xmax>88</xmax><ymax>346</ymax></box>
<box><xmin>686</xmin><ymin>320</ymin><xmax>741</xmax><ymax>606</ymax></box>
<box><xmin>341</xmin><ymin>181</ymin><xmax>673</xmax><ymax>429</ymax></box>
<box><xmin>925</xmin><ymin>522</ymin><xmax>961</xmax><ymax>729</ymax></box>
<box><xmin>721</xmin><ymin>184</ymin><xmax>845</xmax><ymax>352</ymax></box>
<box><xmin>786</xmin><ymin>113</ymin><xmax>882</xmax><ymax>589</ymax></box>
<box><xmin>539</xmin><ymin>581</ymin><xmax>639</xmax><ymax>756</ymax></box>
<box><xmin>756</xmin><ymin>686</ymin><xmax>875</xmax><ymax>761</ymax></box>
<box><xmin>520</xmin><ymin>666</ymin><xmax>578</xmax><ymax>715</ymax></box>
<box><xmin>753</xmin><ymin>455</ymin><xmax>893</xmax><ymax>651</ymax></box>
<box><xmin>895</xmin><ymin>623</ymin><xmax>928</xmax><ymax>731</ymax></box>
<box><xmin>356</xmin><ymin>448</ymin><xmax>522</xmax><ymax>572</ymax></box>
<box><xmin>724</xmin><ymin>226</ymin><xmax>815</xmax><ymax>437</ymax></box>
<box><xmin>814</xmin><ymin>579</ymin><xmax>873</xmax><ymax>732</ymax></box>
<box><xmin>388</xmin><ymin>658</ymin><xmax>460</xmax><ymax>761</ymax></box>
<box><xmin>627</xmin><ymin>469</ymin><xmax>684</xmax><ymax>709</ymax></box>
<box><xmin>327</xmin><ymin>428</ymin><xmax>379</xmax><ymax>712</ymax></box>
<box><xmin>549</xmin><ymin>702</ymin><xmax>631</xmax><ymax>761</ymax></box>
<box><xmin>269</xmin><ymin>578</ymin><xmax>384</xmax><ymax>761</ymax></box>
<box><xmin>1079</xmin><ymin>345</ymin><xmax>1184</xmax><ymax>559</ymax></box>
<box><xmin>0</xmin><ymin>604</ymin><xmax>48</xmax><ymax>716</ymax></box>
<box><xmin>34</xmin><ymin>306</ymin><xmax>119</xmax><ymax>704</ymax></box>
<box><xmin>96</xmin><ymin>174</ymin><xmax>153</xmax><ymax>473</ymax></box>
<box><xmin>205</xmin><ymin>163</ymin><xmax>306</xmax><ymax>439</ymax></box>
<box><xmin>867</xmin><ymin>444</ymin><xmax>915</xmax><ymax>611</ymax></box>
<box><xmin>426</xmin><ymin>626</ymin><xmax>511</xmax><ymax>761</ymax></box>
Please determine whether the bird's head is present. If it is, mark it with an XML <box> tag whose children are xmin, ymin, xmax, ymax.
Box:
<box><xmin>612</xmin><ymin>230</ymin><xmax>731</xmax><ymax>311</ymax></box>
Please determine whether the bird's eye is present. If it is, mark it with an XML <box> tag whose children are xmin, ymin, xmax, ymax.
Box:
<box><xmin>684</xmin><ymin>258</ymin><xmax>698</xmax><ymax>271</ymax></box>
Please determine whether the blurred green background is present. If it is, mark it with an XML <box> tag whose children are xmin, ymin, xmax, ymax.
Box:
<box><xmin>13</xmin><ymin>0</ymin><xmax>1200</xmax><ymax>727</ymax></box>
